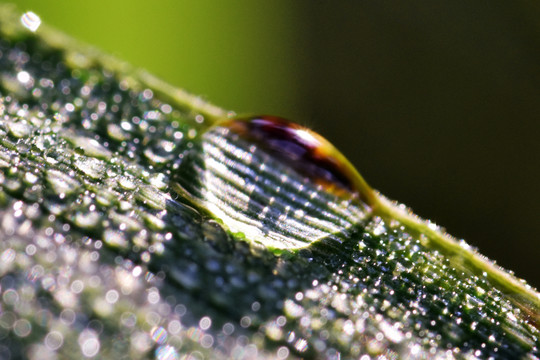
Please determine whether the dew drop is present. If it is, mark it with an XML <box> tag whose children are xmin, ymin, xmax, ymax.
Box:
<box><xmin>144</xmin><ymin>147</ymin><xmax>173</xmax><ymax>165</ymax></box>
<box><xmin>46</xmin><ymin>169</ymin><xmax>80</xmax><ymax>196</ymax></box>
<box><xmin>107</xmin><ymin>123</ymin><xmax>129</xmax><ymax>141</ymax></box>
<box><xmin>150</xmin><ymin>326</ymin><xmax>168</xmax><ymax>344</ymax></box>
<box><xmin>64</xmin><ymin>134</ymin><xmax>112</xmax><ymax>159</ymax></box>
<box><xmin>148</xmin><ymin>173</ymin><xmax>168</xmax><ymax>190</ymax></box>
<box><xmin>16</xmin><ymin>71</ymin><xmax>32</xmax><ymax>84</ymax></box>
<box><xmin>78</xmin><ymin>330</ymin><xmax>100</xmax><ymax>357</ymax></box>
<box><xmin>45</xmin><ymin>331</ymin><xmax>64</xmax><ymax>350</ymax></box>
<box><xmin>155</xmin><ymin>345</ymin><xmax>179</xmax><ymax>360</ymax></box>
<box><xmin>74</xmin><ymin>157</ymin><xmax>105</xmax><ymax>180</ymax></box>
<box><xmin>24</xmin><ymin>172</ymin><xmax>39</xmax><ymax>184</ymax></box>
<box><xmin>173</xmin><ymin>115</ymin><xmax>373</xmax><ymax>250</ymax></box>
<box><xmin>13</xmin><ymin>319</ymin><xmax>32</xmax><ymax>337</ymax></box>
<box><xmin>1</xmin><ymin>248</ymin><xmax>16</xmax><ymax>263</ymax></box>
<box><xmin>6</xmin><ymin>120</ymin><xmax>32</xmax><ymax>138</ymax></box>
<box><xmin>103</xmin><ymin>229</ymin><xmax>128</xmax><ymax>249</ymax></box>
<box><xmin>73</xmin><ymin>211</ymin><xmax>101</xmax><ymax>229</ymax></box>
<box><xmin>118</xmin><ymin>176</ymin><xmax>136</xmax><ymax>190</ymax></box>
<box><xmin>20</xmin><ymin>11</ymin><xmax>41</xmax><ymax>32</ymax></box>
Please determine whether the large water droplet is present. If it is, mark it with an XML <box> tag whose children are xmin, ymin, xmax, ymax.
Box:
<box><xmin>173</xmin><ymin>115</ymin><xmax>373</xmax><ymax>250</ymax></box>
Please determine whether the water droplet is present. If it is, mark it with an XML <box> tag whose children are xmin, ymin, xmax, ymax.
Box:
<box><xmin>74</xmin><ymin>157</ymin><xmax>105</xmax><ymax>180</ymax></box>
<box><xmin>155</xmin><ymin>345</ymin><xmax>179</xmax><ymax>360</ymax></box>
<box><xmin>148</xmin><ymin>173</ymin><xmax>167</xmax><ymax>190</ymax></box>
<box><xmin>294</xmin><ymin>338</ymin><xmax>309</xmax><ymax>353</ymax></box>
<box><xmin>46</xmin><ymin>169</ymin><xmax>80</xmax><ymax>196</ymax></box>
<box><xmin>103</xmin><ymin>229</ymin><xmax>128</xmax><ymax>249</ymax></box>
<box><xmin>45</xmin><ymin>331</ymin><xmax>64</xmax><ymax>350</ymax></box>
<box><xmin>150</xmin><ymin>326</ymin><xmax>168</xmax><ymax>344</ymax></box>
<box><xmin>24</xmin><ymin>172</ymin><xmax>39</xmax><ymax>184</ymax></box>
<box><xmin>199</xmin><ymin>316</ymin><xmax>212</xmax><ymax>330</ymax></box>
<box><xmin>144</xmin><ymin>147</ymin><xmax>172</xmax><ymax>165</ymax></box>
<box><xmin>73</xmin><ymin>211</ymin><xmax>101</xmax><ymax>229</ymax></box>
<box><xmin>20</xmin><ymin>11</ymin><xmax>41</xmax><ymax>32</ymax></box>
<box><xmin>13</xmin><ymin>319</ymin><xmax>32</xmax><ymax>337</ymax></box>
<box><xmin>118</xmin><ymin>176</ymin><xmax>136</xmax><ymax>190</ymax></box>
<box><xmin>64</xmin><ymin>134</ymin><xmax>112</xmax><ymax>160</ymax></box>
<box><xmin>1</xmin><ymin>248</ymin><xmax>16</xmax><ymax>263</ymax></box>
<box><xmin>107</xmin><ymin>123</ymin><xmax>129</xmax><ymax>141</ymax></box>
<box><xmin>7</xmin><ymin>120</ymin><xmax>32</xmax><ymax>138</ymax></box>
<box><xmin>173</xmin><ymin>115</ymin><xmax>372</xmax><ymax>250</ymax></box>
<box><xmin>17</xmin><ymin>71</ymin><xmax>32</xmax><ymax>84</ymax></box>
<box><xmin>78</xmin><ymin>330</ymin><xmax>100</xmax><ymax>357</ymax></box>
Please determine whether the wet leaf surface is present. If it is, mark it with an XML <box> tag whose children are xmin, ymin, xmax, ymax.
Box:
<box><xmin>0</xmin><ymin>6</ymin><xmax>538</xmax><ymax>360</ymax></box>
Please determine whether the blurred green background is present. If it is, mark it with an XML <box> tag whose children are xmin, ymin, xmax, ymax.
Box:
<box><xmin>9</xmin><ymin>1</ymin><xmax>540</xmax><ymax>287</ymax></box>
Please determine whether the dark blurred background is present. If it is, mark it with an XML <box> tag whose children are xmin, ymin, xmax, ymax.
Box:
<box><xmin>10</xmin><ymin>1</ymin><xmax>540</xmax><ymax>288</ymax></box>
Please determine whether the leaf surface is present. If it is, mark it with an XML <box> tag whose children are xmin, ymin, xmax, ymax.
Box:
<box><xmin>0</xmin><ymin>6</ymin><xmax>538</xmax><ymax>359</ymax></box>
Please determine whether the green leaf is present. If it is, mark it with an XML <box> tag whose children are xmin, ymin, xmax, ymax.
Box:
<box><xmin>0</xmin><ymin>5</ymin><xmax>538</xmax><ymax>359</ymax></box>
